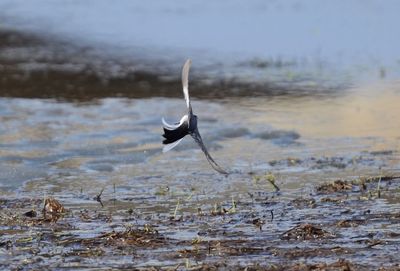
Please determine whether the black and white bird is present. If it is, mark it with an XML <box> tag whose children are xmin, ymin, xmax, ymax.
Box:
<box><xmin>162</xmin><ymin>59</ymin><xmax>228</xmax><ymax>175</ymax></box>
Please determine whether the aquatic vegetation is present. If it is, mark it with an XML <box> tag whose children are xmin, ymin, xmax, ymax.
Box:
<box><xmin>0</xmin><ymin>175</ymin><xmax>399</xmax><ymax>269</ymax></box>
<box><xmin>281</xmin><ymin>224</ymin><xmax>334</xmax><ymax>240</ymax></box>
<box><xmin>253</xmin><ymin>173</ymin><xmax>280</xmax><ymax>192</ymax></box>
<box><xmin>316</xmin><ymin>179</ymin><xmax>353</xmax><ymax>193</ymax></box>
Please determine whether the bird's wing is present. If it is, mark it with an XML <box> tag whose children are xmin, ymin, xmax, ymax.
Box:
<box><xmin>162</xmin><ymin>117</ymin><xmax>181</xmax><ymax>130</ymax></box>
<box><xmin>163</xmin><ymin>138</ymin><xmax>184</xmax><ymax>153</ymax></box>
<box><xmin>162</xmin><ymin>114</ymin><xmax>189</xmax><ymax>145</ymax></box>
<box><xmin>162</xmin><ymin>115</ymin><xmax>188</xmax><ymax>130</ymax></box>
<box><xmin>182</xmin><ymin>59</ymin><xmax>192</xmax><ymax>114</ymax></box>
<box><xmin>191</xmin><ymin>128</ymin><xmax>228</xmax><ymax>175</ymax></box>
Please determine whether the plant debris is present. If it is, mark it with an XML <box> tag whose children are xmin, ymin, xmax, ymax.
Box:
<box><xmin>317</xmin><ymin>179</ymin><xmax>353</xmax><ymax>193</ymax></box>
<box><xmin>23</xmin><ymin>210</ymin><xmax>37</xmax><ymax>218</ymax></box>
<box><xmin>281</xmin><ymin>224</ymin><xmax>334</xmax><ymax>240</ymax></box>
<box><xmin>0</xmin><ymin>176</ymin><xmax>399</xmax><ymax>269</ymax></box>
<box><xmin>43</xmin><ymin>197</ymin><xmax>65</xmax><ymax>221</ymax></box>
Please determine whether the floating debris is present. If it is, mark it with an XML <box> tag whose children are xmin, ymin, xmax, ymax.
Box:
<box><xmin>317</xmin><ymin>180</ymin><xmax>352</xmax><ymax>193</ymax></box>
<box><xmin>43</xmin><ymin>197</ymin><xmax>65</xmax><ymax>221</ymax></box>
<box><xmin>281</xmin><ymin>224</ymin><xmax>334</xmax><ymax>240</ymax></box>
<box><xmin>336</xmin><ymin>219</ymin><xmax>365</xmax><ymax>228</ymax></box>
<box><xmin>289</xmin><ymin>259</ymin><xmax>355</xmax><ymax>271</ymax></box>
<box><xmin>290</xmin><ymin>197</ymin><xmax>316</xmax><ymax>208</ymax></box>
<box><xmin>99</xmin><ymin>226</ymin><xmax>165</xmax><ymax>248</ymax></box>
<box><xmin>251</xmin><ymin>218</ymin><xmax>265</xmax><ymax>231</ymax></box>
<box><xmin>23</xmin><ymin>210</ymin><xmax>37</xmax><ymax>218</ymax></box>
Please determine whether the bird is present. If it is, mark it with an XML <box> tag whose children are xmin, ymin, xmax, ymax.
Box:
<box><xmin>162</xmin><ymin>59</ymin><xmax>228</xmax><ymax>175</ymax></box>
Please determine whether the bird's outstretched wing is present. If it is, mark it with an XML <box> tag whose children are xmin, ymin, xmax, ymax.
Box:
<box><xmin>182</xmin><ymin>59</ymin><xmax>192</xmax><ymax>115</ymax></box>
<box><xmin>162</xmin><ymin>117</ymin><xmax>181</xmax><ymax>130</ymax></box>
<box><xmin>190</xmin><ymin>128</ymin><xmax>228</xmax><ymax>175</ymax></box>
<box><xmin>162</xmin><ymin>115</ymin><xmax>189</xmax><ymax>152</ymax></box>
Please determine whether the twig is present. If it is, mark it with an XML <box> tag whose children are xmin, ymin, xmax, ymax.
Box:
<box><xmin>94</xmin><ymin>188</ymin><xmax>104</xmax><ymax>207</ymax></box>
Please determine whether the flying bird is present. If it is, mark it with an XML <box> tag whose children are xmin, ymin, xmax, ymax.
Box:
<box><xmin>162</xmin><ymin>59</ymin><xmax>228</xmax><ymax>175</ymax></box>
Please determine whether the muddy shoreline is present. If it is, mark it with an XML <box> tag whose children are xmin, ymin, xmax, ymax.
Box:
<box><xmin>1</xmin><ymin>175</ymin><xmax>400</xmax><ymax>270</ymax></box>
<box><xmin>0</xmin><ymin>29</ymin><xmax>344</xmax><ymax>101</ymax></box>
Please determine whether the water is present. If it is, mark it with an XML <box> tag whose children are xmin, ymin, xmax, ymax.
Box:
<box><xmin>0</xmin><ymin>0</ymin><xmax>398</xmax><ymax>210</ymax></box>
<box><xmin>0</xmin><ymin>2</ymin><xmax>400</xmax><ymax>268</ymax></box>
<box><xmin>1</xmin><ymin>0</ymin><xmax>400</xmax><ymax>83</ymax></box>
<box><xmin>1</xmin><ymin>82</ymin><xmax>399</xmax><ymax>194</ymax></box>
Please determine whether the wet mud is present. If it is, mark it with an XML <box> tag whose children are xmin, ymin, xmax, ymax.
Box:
<box><xmin>0</xmin><ymin>29</ymin><xmax>342</xmax><ymax>101</ymax></box>
<box><xmin>1</xmin><ymin>175</ymin><xmax>400</xmax><ymax>270</ymax></box>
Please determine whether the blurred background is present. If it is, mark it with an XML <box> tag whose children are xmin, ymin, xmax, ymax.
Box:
<box><xmin>0</xmin><ymin>0</ymin><xmax>399</xmax><ymax>192</ymax></box>
<box><xmin>1</xmin><ymin>0</ymin><xmax>400</xmax><ymax>98</ymax></box>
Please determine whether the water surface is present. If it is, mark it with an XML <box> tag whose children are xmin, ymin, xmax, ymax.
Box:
<box><xmin>1</xmin><ymin>81</ymin><xmax>399</xmax><ymax>195</ymax></box>
<box><xmin>0</xmin><ymin>2</ymin><xmax>400</xmax><ymax>268</ymax></box>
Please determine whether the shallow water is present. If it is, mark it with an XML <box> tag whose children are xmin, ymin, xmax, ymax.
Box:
<box><xmin>1</xmin><ymin>81</ymin><xmax>399</xmax><ymax>196</ymax></box>
<box><xmin>0</xmin><ymin>1</ymin><xmax>400</xmax><ymax>268</ymax></box>
<box><xmin>1</xmin><ymin>62</ymin><xmax>400</xmax><ymax>271</ymax></box>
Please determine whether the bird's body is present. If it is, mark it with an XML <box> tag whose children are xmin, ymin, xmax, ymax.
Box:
<box><xmin>162</xmin><ymin>59</ymin><xmax>228</xmax><ymax>175</ymax></box>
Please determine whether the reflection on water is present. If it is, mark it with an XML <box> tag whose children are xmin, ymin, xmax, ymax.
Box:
<box><xmin>0</xmin><ymin>81</ymin><xmax>399</xmax><ymax>197</ymax></box>
<box><xmin>245</xmin><ymin>82</ymin><xmax>400</xmax><ymax>139</ymax></box>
